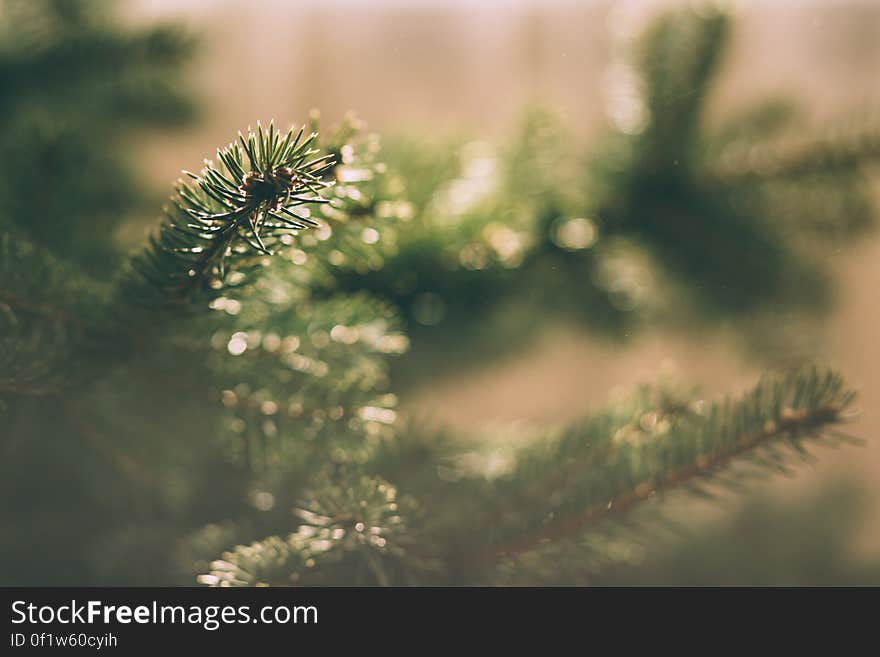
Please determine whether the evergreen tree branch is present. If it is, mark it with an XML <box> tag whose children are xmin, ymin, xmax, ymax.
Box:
<box><xmin>210</xmin><ymin>286</ymin><xmax>405</xmax><ymax>474</ymax></box>
<box><xmin>638</xmin><ymin>7</ymin><xmax>728</xmax><ymax>166</ymax></box>
<box><xmin>199</xmin><ymin>366</ymin><xmax>857</xmax><ymax>585</ymax></box>
<box><xmin>119</xmin><ymin>123</ymin><xmax>335</xmax><ymax>312</ymax></box>
<box><xmin>484</xmin><ymin>403</ymin><xmax>847</xmax><ymax>569</ymax></box>
<box><xmin>199</xmin><ymin>471</ymin><xmax>429</xmax><ymax>587</ymax></box>
<box><xmin>464</xmin><ymin>366</ymin><xmax>855</xmax><ymax>575</ymax></box>
<box><xmin>705</xmin><ymin>121</ymin><xmax>880</xmax><ymax>189</ymax></box>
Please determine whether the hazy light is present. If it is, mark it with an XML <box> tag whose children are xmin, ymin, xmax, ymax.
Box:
<box><xmin>554</xmin><ymin>217</ymin><xmax>597</xmax><ymax>250</ymax></box>
<box><xmin>227</xmin><ymin>332</ymin><xmax>248</xmax><ymax>355</ymax></box>
<box><xmin>361</xmin><ymin>227</ymin><xmax>380</xmax><ymax>244</ymax></box>
<box><xmin>249</xmin><ymin>490</ymin><xmax>275</xmax><ymax>512</ymax></box>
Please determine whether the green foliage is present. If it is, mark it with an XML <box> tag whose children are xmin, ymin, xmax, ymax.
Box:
<box><xmin>326</xmin><ymin>8</ymin><xmax>880</xmax><ymax>383</ymax></box>
<box><xmin>0</xmin><ymin>115</ymin><xmax>408</xmax><ymax>584</ymax></box>
<box><xmin>201</xmin><ymin>366</ymin><xmax>855</xmax><ymax>585</ymax></box>
<box><xmin>589</xmin><ymin>8</ymin><xmax>876</xmax><ymax>316</ymax></box>
<box><xmin>120</xmin><ymin>123</ymin><xmax>334</xmax><ymax>312</ymax></box>
<box><xmin>0</xmin><ymin>4</ymin><xmax>875</xmax><ymax>587</ymax></box>
<box><xmin>0</xmin><ymin>228</ymin><xmax>105</xmax><ymax>402</ymax></box>
<box><xmin>201</xmin><ymin>470</ymin><xmax>430</xmax><ymax>587</ymax></box>
<box><xmin>0</xmin><ymin>0</ymin><xmax>195</xmax><ymax>275</ymax></box>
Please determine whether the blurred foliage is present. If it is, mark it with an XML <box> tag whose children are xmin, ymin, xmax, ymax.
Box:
<box><xmin>321</xmin><ymin>7</ymin><xmax>879</xmax><ymax>382</ymax></box>
<box><xmin>0</xmin><ymin>3</ymin><xmax>877</xmax><ymax>586</ymax></box>
<box><xmin>0</xmin><ymin>0</ymin><xmax>195</xmax><ymax>275</ymax></box>
<box><xmin>0</xmin><ymin>0</ymin><xmax>197</xmax><ymax>583</ymax></box>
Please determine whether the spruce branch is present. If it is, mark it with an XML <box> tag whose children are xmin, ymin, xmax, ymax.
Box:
<box><xmin>199</xmin><ymin>471</ymin><xmax>428</xmax><ymax>587</ymax></box>
<box><xmin>120</xmin><ymin>122</ymin><xmax>336</xmax><ymax>311</ymax></box>
<box><xmin>198</xmin><ymin>366</ymin><xmax>858</xmax><ymax>586</ymax></box>
<box><xmin>637</xmin><ymin>5</ymin><xmax>728</xmax><ymax>166</ymax></box>
<box><xmin>181</xmin><ymin>117</ymin><xmax>409</xmax><ymax>472</ymax></box>
<box><xmin>211</xmin><ymin>288</ymin><xmax>406</xmax><ymax>473</ymax></box>
<box><xmin>467</xmin><ymin>366</ymin><xmax>856</xmax><ymax>575</ymax></box>
<box><xmin>485</xmin><ymin>403</ymin><xmax>847</xmax><ymax>567</ymax></box>
<box><xmin>585</xmin><ymin>6</ymin><xmax>879</xmax><ymax>316</ymax></box>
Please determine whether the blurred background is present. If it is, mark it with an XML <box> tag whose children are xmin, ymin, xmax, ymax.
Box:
<box><xmin>3</xmin><ymin>0</ymin><xmax>880</xmax><ymax>584</ymax></box>
<box><xmin>131</xmin><ymin>0</ymin><xmax>880</xmax><ymax>580</ymax></box>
